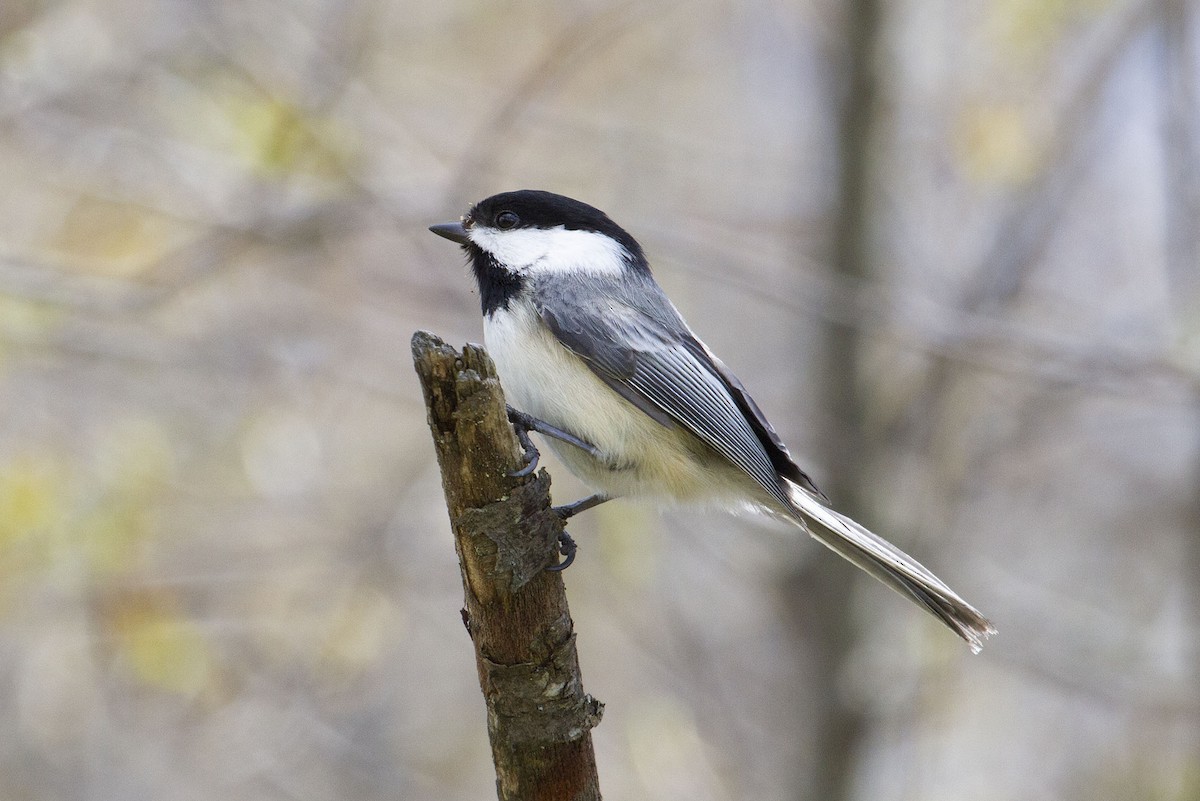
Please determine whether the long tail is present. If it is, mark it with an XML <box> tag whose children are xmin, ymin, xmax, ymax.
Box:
<box><xmin>786</xmin><ymin>482</ymin><xmax>996</xmax><ymax>653</ymax></box>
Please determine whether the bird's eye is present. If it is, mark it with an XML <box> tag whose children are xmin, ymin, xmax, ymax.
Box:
<box><xmin>495</xmin><ymin>211</ymin><xmax>520</xmax><ymax>230</ymax></box>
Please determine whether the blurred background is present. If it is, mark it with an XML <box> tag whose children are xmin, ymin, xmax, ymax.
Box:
<box><xmin>1</xmin><ymin>0</ymin><xmax>1198</xmax><ymax>799</ymax></box>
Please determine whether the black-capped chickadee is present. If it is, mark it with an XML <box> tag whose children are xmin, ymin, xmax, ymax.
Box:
<box><xmin>430</xmin><ymin>190</ymin><xmax>994</xmax><ymax>652</ymax></box>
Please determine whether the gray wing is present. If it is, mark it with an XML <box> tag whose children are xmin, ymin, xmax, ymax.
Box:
<box><xmin>679</xmin><ymin>338</ymin><xmax>826</xmax><ymax>499</ymax></box>
<box><xmin>538</xmin><ymin>290</ymin><xmax>817</xmax><ymax>511</ymax></box>
<box><xmin>539</xmin><ymin>288</ymin><xmax>998</xmax><ymax>651</ymax></box>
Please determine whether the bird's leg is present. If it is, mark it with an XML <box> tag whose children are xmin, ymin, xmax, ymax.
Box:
<box><xmin>506</xmin><ymin>405</ymin><xmax>602</xmax><ymax>477</ymax></box>
<box><xmin>504</xmin><ymin>406</ymin><xmax>607</xmax><ymax>572</ymax></box>
<box><xmin>543</xmin><ymin>494</ymin><xmax>609</xmax><ymax>572</ymax></box>
<box><xmin>553</xmin><ymin>493</ymin><xmax>610</xmax><ymax>520</ymax></box>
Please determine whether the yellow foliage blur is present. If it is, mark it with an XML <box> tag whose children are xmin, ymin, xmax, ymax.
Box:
<box><xmin>955</xmin><ymin>103</ymin><xmax>1039</xmax><ymax>186</ymax></box>
<box><xmin>0</xmin><ymin>418</ymin><xmax>174</xmax><ymax>605</ymax></box>
<box><xmin>318</xmin><ymin>586</ymin><xmax>399</xmax><ymax>677</ymax></box>
<box><xmin>174</xmin><ymin>73</ymin><xmax>356</xmax><ymax>180</ymax></box>
<box><xmin>0</xmin><ymin>295</ymin><xmax>61</xmax><ymax>344</ymax></box>
<box><xmin>48</xmin><ymin>196</ymin><xmax>193</xmax><ymax>278</ymax></box>
<box><xmin>0</xmin><ymin>456</ymin><xmax>62</xmax><ymax>549</ymax></box>
<box><xmin>105</xmin><ymin>591</ymin><xmax>217</xmax><ymax>697</ymax></box>
<box><xmin>991</xmin><ymin>0</ymin><xmax>1112</xmax><ymax>56</ymax></box>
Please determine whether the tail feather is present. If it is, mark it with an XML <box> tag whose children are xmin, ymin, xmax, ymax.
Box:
<box><xmin>786</xmin><ymin>483</ymin><xmax>996</xmax><ymax>653</ymax></box>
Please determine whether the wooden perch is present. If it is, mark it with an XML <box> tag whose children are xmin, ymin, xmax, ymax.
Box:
<box><xmin>411</xmin><ymin>330</ymin><xmax>604</xmax><ymax>801</ymax></box>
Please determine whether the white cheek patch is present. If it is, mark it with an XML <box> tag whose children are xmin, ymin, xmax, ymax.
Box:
<box><xmin>469</xmin><ymin>225</ymin><xmax>630</xmax><ymax>277</ymax></box>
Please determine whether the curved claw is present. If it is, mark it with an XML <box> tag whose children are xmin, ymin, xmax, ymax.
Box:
<box><xmin>509</xmin><ymin>455</ymin><xmax>538</xmax><ymax>478</ymax></box>
<box><xmin>544</xmin><ymin>531</ymin><xmax>577</xmax><ymax>572</ymax></box>
<box><xmin>508</xmin><ymin>423</ymin><xmax>541</xmax><ymax>477</ymax></box>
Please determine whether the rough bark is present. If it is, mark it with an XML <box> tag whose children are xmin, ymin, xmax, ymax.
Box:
<box><xmin>411</xmin><ymin>330</ymin><xmax>603</xmax><ymax>801</ymax></box>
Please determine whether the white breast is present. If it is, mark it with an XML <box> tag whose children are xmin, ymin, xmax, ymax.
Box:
<box><xmin>483</xmin><ymin>302</ymin><xmax>763</xmax><ymax>507</ymax></box>
<box><xmin>484</xmin><ymin>301</ymin><xmax>629</xmax><ymax>444</ymax></box>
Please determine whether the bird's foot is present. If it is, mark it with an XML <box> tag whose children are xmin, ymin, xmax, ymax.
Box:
<box><xmin>544</xmin><ymin>530</ymin><xmax>577</xmax><ymax>572</ymax></box>
<box><xmin>508</xmin><ymin>414</ymin><xmax>541</xmax><ymax>477</ymax></box>
<box><xmin>506</xmin><ymin>406</ymin><xmax>602</xmax><ymax>477</ymax></box>
<box><xmin>543</xmin><ymin>495</ymin><xmax>609</xmax><ymax>572</ymax></box>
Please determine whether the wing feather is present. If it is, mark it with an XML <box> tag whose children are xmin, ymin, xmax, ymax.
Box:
<box><xmin>540</xmin><ymin>300</ymin><xmax>793</xmax><ymax>510</ymax></box>
<box><xmin>538</xmin><ymin>289</ymin><xmax>995</xmax><ymax>650</ymax></box>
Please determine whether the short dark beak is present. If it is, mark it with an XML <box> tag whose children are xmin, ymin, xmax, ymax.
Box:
<box><xmin>429</xmin><ymin>221</ymin><xmax>470</xmax><ymax>245</ymax></box>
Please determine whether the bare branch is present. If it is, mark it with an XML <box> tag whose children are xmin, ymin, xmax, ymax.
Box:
<box><xmin>411</xmin><ymin>330</ymin><xmax>603</xmax><ymax>801</ymax></box>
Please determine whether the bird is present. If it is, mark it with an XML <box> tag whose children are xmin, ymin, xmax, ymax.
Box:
<box><xmin>429</xmin><ymin>189</ymin><xmax>995</xmax><ymax>652</ymax></box>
